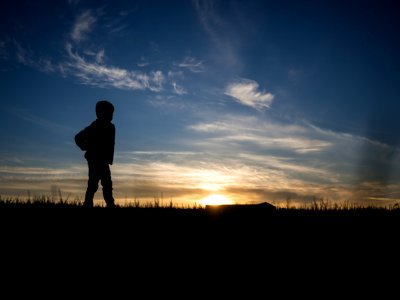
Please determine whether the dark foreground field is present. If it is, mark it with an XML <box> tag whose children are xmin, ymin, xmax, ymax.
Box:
<box><xmin>2</xmin><ymin>201</ymin><xmax>399</xmax><ymax>249</ymax></box>
<box><xmin>1</xmin><ymin>201</ymin><xmax>399</xmax><ymax>295</ymax></box>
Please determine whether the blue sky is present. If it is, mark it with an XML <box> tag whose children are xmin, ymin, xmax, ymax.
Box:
<box><xmin>1</xmin><ymin>0</ymin><xmax>400</xmax><ymax>207</ymax></box>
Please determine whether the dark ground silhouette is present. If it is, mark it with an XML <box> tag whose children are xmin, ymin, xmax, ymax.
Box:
<box><xmin>1</xmin><ymin>202</ymin><xmax>399</xmax><ymax>296</ymax></box>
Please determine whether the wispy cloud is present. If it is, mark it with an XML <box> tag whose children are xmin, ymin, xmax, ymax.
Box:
<box><xmin>63</xmin><ymin>43</ymin><xmax>165</xmax><ymax>91</ymax></box>
<box><xmin>64</xmin><ymin>8</ymin><xmax>167</xmax><ymax>92</ymax></box>
<box><xmin>193</xmin><ymin>0</ymin><xmax>240</xmax><ymax>67</ymax></box>
<box><xmin>0</xmin><ymin>156</ymin><xmax>24</xmax><ymax>166</ymax></box>
<box><xmin>0</xmin><ymin>166</ymin><xmax>80</xmax><ymax>176</ymax></box>
<box><xmin>112</xmin><ymin>150</ymin><xmax>319</xmax><ymax>203</ymax></box>
<box><xmin>137</xmin><ymin>57</ymin><xmax>150</xmax><ymax>67</ymax></box>
<box><xmin>224</xmin><ymin>79</ymin><xmax>274</xmax><ymax>110</ymax></box>
<box><xmin>2</xmin><ymin>140</ymin><xmax>400</xmax><ymax>207</ymax></box>
<box><xmin>95</xmin><ymin>49</ymin><xmax>105</xmax><ymax>64</ymax></box>
<box><xmin>13</xmin><ymin>40</ymin><xmax>170</xmax><ymax>93</ymax></box>
<box><xmin>71</xmin><ymin>10</ymin><xmax>96</xmax><ymax>43</ymax></box>
<box><xmin>172</xmin><ymin>82</ymin><xmax>187</xmax><ymax>95</ymax></box>
<box><xmin>9</xmin><ymin>8</ymin><xmax>200</xmax><ymax>95</ymax></box>
<box><xmin>15</xmin><ymin>42</ymin><xmax>57</xmax><ymax>74</ymax></box>
<box><xmin>0</xmin><ymin>163</ymin><xmax>87</xmax><ymax>200</ymax></box>
<box><xmin>188</xmin><ymin>116</ymin><xmax>330</xmax><ymax>154</ymax></box>
<box><xmin>147</xmin><ymin>95</ymin><xmax>193</xmax><ymax>112</ymax></box>
<box><xmin>176</xmin><ymin>56</ymin><xmax>205</xmax><ymax>73</ymax></box>
<box><xmin>13</xmin><ymin>110</ymin><xmax>73</xmax><ymax>134</ymax></box>
<box><xmin>185</xmin><ymin>113</ymin><xmax>400</xmax><ymax>204</ymax></box>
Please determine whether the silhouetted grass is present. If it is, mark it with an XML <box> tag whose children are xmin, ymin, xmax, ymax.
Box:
<box><xmin>2</xmin><ymin>193</ymin><xmax>399</xmax><ymax>285</ymax></box>
<box><xmin>1</xmin><ymin>194</ymin><xmax>399</xmax><ymax>230</ymax></box>
<box><xmin>1</xmin><ymin>193</ymin><xmax>399</xmax><ymax>210</ymax></box>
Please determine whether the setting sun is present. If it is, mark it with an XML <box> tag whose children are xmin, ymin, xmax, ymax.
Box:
<box><xmin>199</xmin><ymin>194</ymin><xmax>234</xmax><ymax>206</ymax></box>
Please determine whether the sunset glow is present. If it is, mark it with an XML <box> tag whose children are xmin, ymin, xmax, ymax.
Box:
<box><xmin>199</xmin><ymin>194</ymin><xmax>234</xmax><ymax>206</ymax></box>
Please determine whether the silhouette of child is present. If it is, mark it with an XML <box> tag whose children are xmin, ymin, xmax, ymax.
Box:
<box><xmin>75</xmin><ymin>100</ymin><xmax>116</xmax><ymax>208</ymax></box>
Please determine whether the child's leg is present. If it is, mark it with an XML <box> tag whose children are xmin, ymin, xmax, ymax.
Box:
<box><xmin>84</xmin><ymin>162</ymin><xmax>100</xmax><ymax>207</ymax></box>
<box><xmin>100</xmin><ymin>164</ymin><xmax>115</xmax><ymax>207</ymax></box>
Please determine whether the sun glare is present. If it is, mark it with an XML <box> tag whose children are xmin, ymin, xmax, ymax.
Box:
<box><xmin>199</xmin><ymin>194</ymin><xmax>234</xmax><ymax>206</ymax></box>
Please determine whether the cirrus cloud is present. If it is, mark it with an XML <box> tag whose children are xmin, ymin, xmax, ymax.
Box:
<box><xmin>71</xmin><ymin>10</ymin><xmax>96</xmax><ymax>42</ymax></box>
<box><xmin>225</xmin><ymin>79</ymin><xmax>274</xmax><ymax>110</ymax></box>
<box><xmin>63</xmin><ymin>43</ymin><xmax>165</xmax><ymax>91</ymax></box>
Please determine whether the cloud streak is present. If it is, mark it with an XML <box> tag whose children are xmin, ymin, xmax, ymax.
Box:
<box><xmin>71</xmin><ymin>10</ymin><xmax>96</xmax><ymax>42</ymax></box>
<box><xmin>172</xmin><ymin>82</ymin><xmax>187</xmax><ymax>95</ymax></box>
<box><xmin>188</xmin><ymin>117</ymin><xmax>331</xmax><ymax>155</ymax></box>
<box><xmin>225</xmin><ymin>79</ymin><xmax>274</xmax><ymax>110</ymax></box>
<box><xmin>176</xmin><ymin>56</ymin><xmax>205</xmax><ymax>73</ymax></box>
<box><xmin>185</xmin><ymin>113</ymin><xmax>400</xmax><ymax>205</ymax></box>
<box><xmin>63</xmin><ymin>43</ymin><xmax>165</xmax><ymax>91</ymax></box>
<box><xmin>13</xmin><ymin>40</ymin><xmax>168</xmax><ymax>92</ymax></box>
<box><xmin>193</xmin><ymin>0</ymin><xmax>240</xmax><ymax>67</ymax></box>
<box><xmin>15</xmin><ymin>42</ymin><xmax>57</xmax><ymax>74</ymax></box>
<box><xmin>6</xmin><ymin>7</ymin><xmax>207</xmax><ymax>95</ymax></box>
<box><xmin>2</xmin><ymin>135</ymin><xmax>400</xmax><ymax>208</ymax></box>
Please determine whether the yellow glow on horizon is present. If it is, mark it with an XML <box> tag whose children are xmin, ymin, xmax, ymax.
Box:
<box><xmin>198</xmin><ymin>182</ymin><xmax>222</xmax><ymax>191</ymax></box>
<box><xmin>193</xmin><ymin>170</ymin><xmax>230</xmax><ymax>191</ymax></box>
<box><xmin>199</xmin><ymin>194</ymin><xmax>234</xmax><ymax>206</ymax></box>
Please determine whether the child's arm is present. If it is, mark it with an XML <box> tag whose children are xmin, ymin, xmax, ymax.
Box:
<box><xmin>109</xmin><ymin>124</ymin><xmax>115</xmax><ymax>165</ymax></box>
<box><xmin>75</xmin><ymin>128</ymin><xmax>89</xmax><ymax>151</ymax></box>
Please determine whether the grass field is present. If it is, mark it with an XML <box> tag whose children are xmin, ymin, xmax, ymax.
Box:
<box><xmin>1</xmin><ymin>196</ymin><xmax>399</xmax><ymax>293</ymax></box>
<box><xmin>2</xmin><ymin>196</ymin><xmax>399</xmax><ymax>237</ymax></box>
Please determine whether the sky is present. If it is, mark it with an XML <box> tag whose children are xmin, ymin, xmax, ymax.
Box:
<box><xmin>1</xmin><ymin>0</ymin><xmax>400</xmax><ymax>207</ymax></box>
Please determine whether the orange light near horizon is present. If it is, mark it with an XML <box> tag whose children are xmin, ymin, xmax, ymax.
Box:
<box><xmin>199</xmin><ymin>194</ymin><xmax>234</xmax><ymax>206</ymax></box>
<box><xmin>186</xmin><ymin>169</ymin><xmax>235</xmax><ymax>192</ymax></box>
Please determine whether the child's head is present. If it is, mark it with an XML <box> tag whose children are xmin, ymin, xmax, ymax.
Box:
<box><xmin>96</xmin><ymin>100</ymin><xmax>114</xmax><ymax>121</ymax></box>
